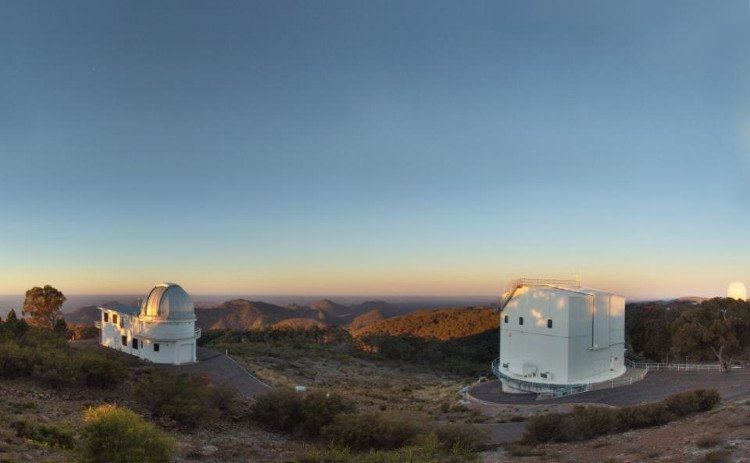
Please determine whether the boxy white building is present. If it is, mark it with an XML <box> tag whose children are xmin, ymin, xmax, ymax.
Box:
<box><xmin>96</xmin><ymin>283</ymin><xmax>201</xmax><ymax>365</ymax></box>
<box><xmin>493</xmin><ymin>278</ymin><xmax>625</xmax><ymax>394</ymax></box>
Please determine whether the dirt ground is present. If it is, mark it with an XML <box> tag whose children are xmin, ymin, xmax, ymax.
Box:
<box><xmin>217</xmin><ymin>339</ymin><xmax>487</xmax><ymax>423</ymax></box>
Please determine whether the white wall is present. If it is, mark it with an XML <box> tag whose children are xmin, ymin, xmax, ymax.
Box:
<box><xmin>501</xmin><ymin>287</ymin><xmax>626</xmax><ymax>388</ymax></box>
<box><xmin>98</xmin><ymin>309</ymin><xmax>196</xmax><ymax>365</ymax></box>
<box><xmin>501</xmin><ymin>287</ymin><xmax>569</xmax><ymax>383</ymax></box>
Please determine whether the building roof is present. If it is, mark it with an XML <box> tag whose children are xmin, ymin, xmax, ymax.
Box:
<box><xmin>521</xmin><ymin>284</ymin><xmax>623</xmax><ymax>299</ymax></box>
<box><xmin>140</xmin><ymin>283</ymin><xmax>195</xmax><ymax>321</ymax></box>
<box><xmin>99</xmin><ymin>303</ymin><xmax>140</xmax><ymax>316</ymax></box>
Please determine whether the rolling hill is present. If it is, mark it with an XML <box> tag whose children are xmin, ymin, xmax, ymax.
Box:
<box><xmin>346</xmin><ymin>309</ymin><xmax>385</xmax><ymax>331</ymax></box>
<box><xmin>350</xmin><ymin>306</ymin><xmax>498</xmax><ymax>340</ymax></box>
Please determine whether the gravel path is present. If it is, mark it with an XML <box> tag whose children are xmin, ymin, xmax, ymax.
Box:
<box><xmin>178</xmin><ymin>347</ymin><xmax>272</xmax><ymax>397</ymax></box>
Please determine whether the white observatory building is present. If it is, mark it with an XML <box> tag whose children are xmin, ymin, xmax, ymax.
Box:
<box><xmin>493</xmin><ymin>278</ymin><xmax>626</xmax><ymax>394</ymax></box>
<box><xmin>96</xmin><ymin>283</ymin><xmax>201</xmax><ymax>364</ymax></box>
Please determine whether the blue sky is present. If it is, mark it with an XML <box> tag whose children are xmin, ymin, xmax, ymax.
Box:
<box><xmin>1</xmin><ymin>1</ymin><xmax>749</xmax><ymax>298</ymax></box>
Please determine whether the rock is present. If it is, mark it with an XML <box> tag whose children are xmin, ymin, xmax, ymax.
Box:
<box><xmin>201</xmin><ymin>444</ymin><xmax>218</xmax><ymax>456</ymax></box>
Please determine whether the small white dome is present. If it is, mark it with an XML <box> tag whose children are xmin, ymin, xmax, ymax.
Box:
<box><xmin>140</xmin><ymin>283</ymin><xmax>195</xmax><ymax>321</ymax></box>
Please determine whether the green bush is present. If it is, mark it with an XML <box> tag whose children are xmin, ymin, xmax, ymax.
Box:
<box><xmin>78</xmin><ymin>404</ymin><xmax>174</xmax><ymax>463</ymax></box>
<box><xmin>32</xmin><ymin>348</ymin><xmax>79</xmax><ymax>388</ymax></box>
<box><xmin>0</xmin><ymin>342</ymin><xmax>33</xmax><ymax>376</ymax></box>
<box><xmin>558</xmin><ymin>406</ymin><xmax>618</xmax><ymax>441</ymax></box>
<box><xmin>135</xmin><ymin>370</ymin><xmax>236</xmax><ymax>428</ymax></box>
<box><xmin>0</xmin><ymin>339</ymin><xmax>126</xmax><ymax>390</ymax></box>
<box><xmin>664</xmin><ymin>389</ymin><xmax>720</xmax><ymax>416</ymax></box>
<box><xmin>523</xmin><ymin>389</ymin><xmax>721</xmax><ymax>444</ymax></box>
<box><xmin>251</xmin><ymin>389</ymin><xmax>354</xmax><ymax>438</ymax></box>
<box><xmin>522</xmin><ymin>412</ymin><xmax>563</xmax><ymax>443</ymax></box>
<box><xmin>76</xmin><ymin>351</ymin><xmax>127</xmax><ymax>389</ymax></box>
<box><xmin>322</xmin><ymin>412</ymin><xmax>423</xmax><ymax>451</ymax></box>
<box><xmin>11</xmin><ymin>418</ymin><xmax>75</xmax><ymax>449</ymax></box>
<box><xmin>431</xmin><ymin>422</ymin><xmax>487</xmax><ymax>452</ymax></box>
<box><xmin>615</xmin><ymin>402</ymin><xmax>671</xmax><ymax>430</ymax></box>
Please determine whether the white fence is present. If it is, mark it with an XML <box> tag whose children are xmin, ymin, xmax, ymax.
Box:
<box><xmin>625</xmin><ymin>358</ymin><xmax>722</xmax><ymax>371</ymax></box>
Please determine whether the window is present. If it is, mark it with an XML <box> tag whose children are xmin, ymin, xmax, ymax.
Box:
<box><xmin>119</xmin><ymin>317</ymin><xmax>124</xmax><ymax>328</ymax></box>
<box><xmin>518</xmin><ymin>316</ymin><xmax>524</xmax><ymax>325</ymax></box>
<box><xmin>103</xmin><ymin>312</ymin><xmax>109</xmax><ymax>323</ymax></box>
<box><xmin>547</xmin><ymin>319</ymin><xmax>553</xmax><ymax>328</ymax></box>
<box><xmin>154</xmin><ymin>343</ymin><xmax>160</xmax><ymax>352</ymax></box>
<box><xmin>132</xmin><ymin>338</ymin><xmax>139</xmax><ymax>349</ymax></box>
<box><xmin>113</xmin><ymin>314</ymin><xmax>118</xmax><ymax>325</ymax></box>
<box><xmin>504</xmin><ymin>315</ymin><xmax>508</xmax><ymax>324</ymax></box>
<box><xmin>121</xmin><ymin>335</ymin><xmax>127</xmax><ymax>346</ymax></box>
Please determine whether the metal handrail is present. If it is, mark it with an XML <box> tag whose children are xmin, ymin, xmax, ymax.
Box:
<box><xmin>625</xmin><ymin>358</ymin><xmax>722</xmax><ymax>371</ymax></box>
<box><xmin>491</xmin><ymin>358</ymin><xmax>591</xmax><ymax>397</ymax></box>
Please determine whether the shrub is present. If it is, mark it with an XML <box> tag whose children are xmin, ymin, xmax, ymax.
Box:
<box><xmin>322</xmin><ymin>412</ymin><xmax>423</xmax><ymax>451</ymax></box>
<box><xmin>76</xmin><ymin>351</ymin><xmax>127</xmax><ymax>389</ymax></box>
<box><xmin>32</xmin><ymin>348</ymin><xmax>79</xmax><ymax>388</ymax></box>
<box><xmin>664</xmin><ymin>389</ymin><xmax>720</xmax><ymax>416</ymax></box>
<box><xmin>78</xmin><ymin>405</ymin><xmax>174</xmax><ymax>463</ymax></box>
<box><xmin>696</xmin><ymin>434</ymin><xmax>724</xmax><ymax>448</ymax></box>
<box><xmin>558</xmin><ymin>406</ymin><xmax>617</xmax><ymax>442</ymax></box>
<box><xmin>522</xmin><ymin>412</ymin><xmax>563</xmax><ymax>444</ymax></box>
<box><xmin>251</xmin><ymin>389</ymin><xmax>354</xmax><ymax>438</ymax></box>
<box><xmin>431</xmin><ymin>422</ymin><xmax>486</xmax><ymax>452</ymax></box>
<box><xmin>11</xmin><ymin>418</ymin><xmax>75</xmax><ymax>449</ymax></box>
<box><xmin>0</xmin><ymin>339</ymin><xmax>126</xmax><ymax>390</ymax></box>
<box><xmin>699</xmin><ymin>449</ymin><xmax>732</xmax><ymax>463</ymax></box>
<box><xmin>0</xmin><ymin>342</ymin><xmax>33</xmax><ymax>376</ymax></box>
<box><xmin>523</xmin><ymin>389</ymin><xmax>721</xmax><ymax>444</ymax></box>
<box><xmin>135</xmin><ymin>370</ymin><xmax>236</xmax><ymax>428</ymax></box>
<box><xmin>615</xmin><ymin>402</ymin><xmax>671</xmax><ymax>430</ymax></box>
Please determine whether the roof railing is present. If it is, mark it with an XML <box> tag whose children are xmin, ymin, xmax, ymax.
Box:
<box><xmin>513</xmin><ymin>277</ymin><xmax>581</xmax><ymax>288</ymax></box>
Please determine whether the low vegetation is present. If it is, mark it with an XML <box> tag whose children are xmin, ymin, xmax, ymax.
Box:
<box><xmin>298</xmin><ymin>436</ymin><xmax>478</xmax><ymax>463</ymax></box>
<box><xmin>523</xmin><ymin>389</ymin><xmax>721</xmax><ymax>444</ymax></box>
<box><xmin>79</xmin><ymin>404</ymin><xmax>175</xmax><ymax>463</ymax></box>
<box><xmin>203</xmin><ymin>325</ymin><xmax>497</xmax><ymax>377</ymax></box>
<box><xmin>135</xmin><ymin>370</ymin><xmax>236</xmax><ymax>428</ymax></box>
<box><xmin>250</xmin><ymin>388</ymin><xmax>355</xmax><ymax>438</ymax></box>
<box><xmin>361</xmin><ymin>330</ymin><xmax>497</xmax><ymax>376</ymax></box>
<box><xmin>0</xmin><ymin>317</ymin><xmax>126</xmax><ymax>390</ymax></box>
<box><xmin>10</xmin><ymin>418</ymin><xmax>76</xmax><ymax>449</ymax></box>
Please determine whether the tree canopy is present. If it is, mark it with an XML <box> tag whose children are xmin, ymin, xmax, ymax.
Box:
<box><xmin>672</xmin><ymin>298</ymin><xmax>750</xmax><ymax>371</ymax></box>
<box><xmin>22</xmin><ymin>285</ymin><xmax>66</xmax><ymax>331</ymax></box>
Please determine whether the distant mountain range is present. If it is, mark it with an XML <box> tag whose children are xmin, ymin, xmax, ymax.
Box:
<box><xmin>63</xmin><ymin>297</ymin><xmax>405</xmax><ymax>331</ymax></box>
<box><xmin>60</xmin><ymin>295</ymin><xmax>714</xmax><ymax>337</ymax></box>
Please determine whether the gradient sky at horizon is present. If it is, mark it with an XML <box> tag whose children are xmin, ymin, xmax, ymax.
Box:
<box><xmin>1</xmin><ymin>1</ymin><xmax>750</xmax><ymax>299</ymax></box>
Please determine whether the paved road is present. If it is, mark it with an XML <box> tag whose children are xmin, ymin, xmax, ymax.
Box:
<box><xmin>471</xmin><ymin>369</ymin><xmax>750</xmax><ymax>446</ymax></box>
<box><xmin>178</xmin><ymin>347</ymin><xmax>272</xmax><ymax>397</ymax></box>
<box><xmin>470</xmin><ymin>369</ymin><xmax>750</xmax><ymax>406</ymax></box>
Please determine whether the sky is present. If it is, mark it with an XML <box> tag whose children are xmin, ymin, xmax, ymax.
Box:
<box><xmin>1</xmin><ymin>1</ymin><xmax>749</xmax><ymax>300</ymax></box>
